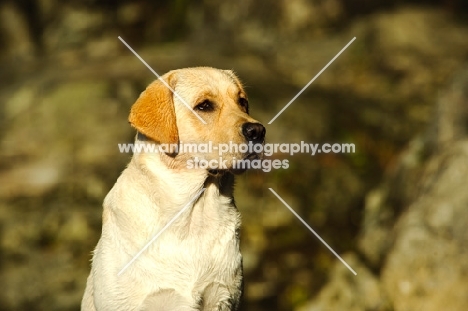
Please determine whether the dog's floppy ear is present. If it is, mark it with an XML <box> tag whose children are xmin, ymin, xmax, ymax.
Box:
<box><xmin>129</xmin><ymin>73</ymin><xmax>179</xmax><ymax>146</ymax></box>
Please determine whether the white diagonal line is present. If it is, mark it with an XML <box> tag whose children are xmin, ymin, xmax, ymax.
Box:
<box><xmin>268</xmin><ymin>188</ymin><xmax>357</xmax><ymax>275</ymax></box>
<box><xmin>118</xmin><ymin>188</ymin><xmax>206</xmax><ymax>276</ymax></box>
<box><xmin>118</xmin><ymin>36</ymin><xmax>207</xmax><ymax>124</ymax></box>
<box><xmin>268</xmin><ymin>37</ymin><xmax>356</xmax><ymax>124</ymax></box>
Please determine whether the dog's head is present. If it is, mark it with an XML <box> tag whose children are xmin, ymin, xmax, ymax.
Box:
<box><xmin>129</xmin><ymin>67</ymin><xmax>265</xmax><ymax>173</ymax></box>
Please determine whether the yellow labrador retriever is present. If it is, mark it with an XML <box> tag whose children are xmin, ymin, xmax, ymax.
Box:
<box><xmin>82</xmin><ymin>67</ymin><xmax>265</xmax><ymax>311</ymax></box>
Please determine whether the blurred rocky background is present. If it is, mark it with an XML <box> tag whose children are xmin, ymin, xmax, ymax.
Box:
<box><xmin>1</xmin><ymin>0</ymin><xmax>468</xmax><ymax>310</ymax></box>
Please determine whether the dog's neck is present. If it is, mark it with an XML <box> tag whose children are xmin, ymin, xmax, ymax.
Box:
<box><xmin>130</xmin><ymin>134</ymin><xmax>234</xmax><ymax>206</ymax></box>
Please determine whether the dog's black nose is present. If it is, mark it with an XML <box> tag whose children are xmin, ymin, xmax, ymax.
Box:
<box><xmin>242</xmin><ymin>123</ymin><xmax>266</xmax><ymax>143</ymax></box>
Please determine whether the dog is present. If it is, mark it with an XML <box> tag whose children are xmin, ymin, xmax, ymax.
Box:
<box><xmin>81</xmin><ymin>67</ymin><xmax>266</xmax><ymax>310</ymax></box>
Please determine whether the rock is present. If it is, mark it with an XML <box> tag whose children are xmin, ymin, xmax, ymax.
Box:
<box><xmin>430</xmin><ymin>68</ymin><xmax>468</xmax><ymax>148</ymax></box>
<box><xmin>299</xmin><ymin>61</ymin><xmax>468</xmax><ymax>310</ymax></box>
<box><xmin>382</xmin><ymin>141</ymin><xmax>468</xmax><ymax>311</ymax></box>
<box><xmin>358</xmin><ymin>136</ymin><xmax>427</xmax><ymax>268</ymax></box>
<box><xmin>298</xmin><ymin>254</ymin><xmax>391</xmax><ymax>311</ymax></box>
<box><xmin>381</xmin><ymin>67</ymin><xmax>468</xmax><ymax>309</ymax></box>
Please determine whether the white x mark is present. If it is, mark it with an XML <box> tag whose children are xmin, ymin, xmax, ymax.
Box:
<box><xmin>268</xmin><ymin>37</ymin><xmax>356</xmax><ymax>124</ymax></box>
<box><xmin>118</xmin><ymin>36</ymin><xmax>207</xmax><ymax>124</ymax></box>
<box><xmin>118</xmin><ymin>188</ymin><xmax>206</xmax><ymax>276</ymax></box>
<box><xmin>269</xmin><ymin>188</ymin><xmax>357</xmax><ymax>275</ymax></box>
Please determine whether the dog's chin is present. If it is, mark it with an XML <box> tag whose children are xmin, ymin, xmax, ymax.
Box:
<box><xmin>207</xmin><ymin>153</ymin><xmax>263</xmax><ymax>176</ymax></box>
<box><xmin>244</xmin><ymin>152</ymin><xmax>262</xmax><ymax>161</ymax></box>
<box><xmin>208</xmin><ymin>167</ymin><xmax>244</xmax><ymax>176</ymax></box>
<box><xmin>229</xmin><ymin>168</ymin><xmax>247</xmax><ymax>175</ymax></box>
<box><xmin>208</xmin><ymin>169</ymin><xmax>228</xmax><ymax>177</ymax></box>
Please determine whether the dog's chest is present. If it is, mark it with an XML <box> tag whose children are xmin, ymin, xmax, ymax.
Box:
<box><xmin>139</xmin><ymin>197</ymin><xmax>242</xmax><ymax>290</ymax></box>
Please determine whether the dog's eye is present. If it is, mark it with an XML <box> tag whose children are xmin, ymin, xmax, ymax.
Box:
<box><xmin>195</xmin><ymin>100</ymin><xmax>214</xmax><ymax>112</ymax></box>
<box><xmin>239</xmin><ymin>98</ymin><xmax>249</xmax><ymax>113</ymax></box>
